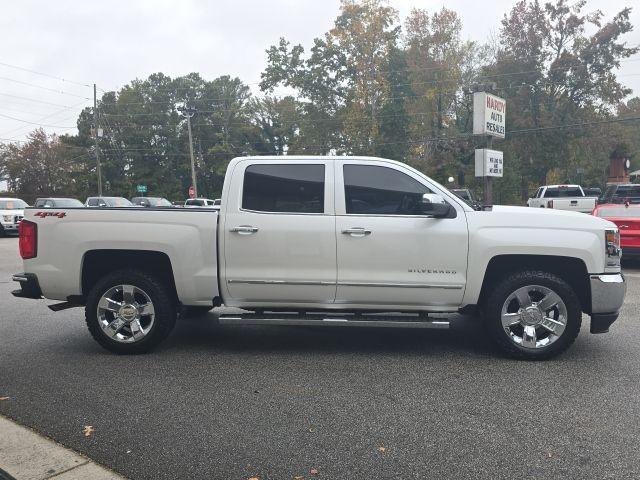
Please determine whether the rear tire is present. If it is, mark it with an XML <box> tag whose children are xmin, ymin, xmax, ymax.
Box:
<box><xmin>484</xmin><ymin>270</ymin><xmax>581</xmax><ymax>360</ymax></box>
<box><xmin>85</xmin><ymin>269</ymin><xmax>177</xmax><ymax>354</ymax></box>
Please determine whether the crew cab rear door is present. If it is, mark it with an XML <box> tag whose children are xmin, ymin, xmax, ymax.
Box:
<box><xmin>221</xmin><ymin>159</ymin><xmax>337</xmax><ymax>304</ymax></box>
<box><xmin>334</xmin><ymin>160</ymin><xmax>468</xmax><ymax>308</ymax></box>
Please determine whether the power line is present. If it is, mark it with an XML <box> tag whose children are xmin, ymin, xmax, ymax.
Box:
<box><xmin>95</xmin><ymin>72</ymin><xmax>640</xmax><ymax>110</ymax></box>
<box><xmin>0</xmin><ymin>61</ymin><xmax>92</xmax><ymax>88</ymax></box>
<box><xmin>0</xmin><ymin>100</ymin><xmax>89</xmax><ymax>137</ymax></box>
<box><xmin>0</xmin><ymin>92</ymin><xmax>76</xmax><ymax>108</ymax></box>
<box><xmin>0</xmin><ymin>112</ymin><xmax>76</xmax><ymax>129</ymax></box>
<box><xmin>0</xmin><ymin>76</ymin><xmax>91</xmax><ymax>99</ymax></box>
<box><xmin>80</xmin><ymin>115</ymin><xmax>640</xmax><ymax>153</ymax></box>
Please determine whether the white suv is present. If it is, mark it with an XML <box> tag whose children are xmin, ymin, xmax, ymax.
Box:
<box><xmin>0</xmin><ymin>198</ymin><xmax>28</xmax><ymax>236</ymax></box>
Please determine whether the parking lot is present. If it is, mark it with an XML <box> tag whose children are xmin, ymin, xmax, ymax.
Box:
<box><xmin>1</xmin><ymin>235</ymin><xmax>639</xmax><ymax>480</ymax></box>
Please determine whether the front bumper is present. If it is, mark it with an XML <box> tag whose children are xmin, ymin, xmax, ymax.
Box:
<box><xmin>1</xmin><ymin>222</ymin><xmax>19</xmax><ymax>232</ymax></box>
<box><xmin>589</xmin><ymin>273</ymin><xmax>626</xmax><ymax>333</ymax></box>
<box><xmin>12</xmin><ymin>273</ymin><xmax>43</xmax><ymax>299</ymax></box>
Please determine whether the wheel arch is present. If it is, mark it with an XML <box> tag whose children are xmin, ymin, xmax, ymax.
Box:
<box><xmin>478</xmin><ymin>255</ymin><xmax>591</xmax><ymax>313</ymax></box>
<box><xmin>81</xmin><ymin>250</ymin><xmax>178</xmax><ymax>303</ymax></box>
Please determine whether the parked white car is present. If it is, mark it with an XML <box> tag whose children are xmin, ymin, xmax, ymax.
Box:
<box><xmin>12</xmin><ymin>156</ymin><xmax>625</xmax><ymax>360</ymax></box>
<box><xmin>527</xmin><ymin>185</ymin><xmax>597</xmax><ymax>213</ymax></box>
<box><xmin>184</xmin><ymin>198</ymin><xmax>217</xmax><ymax>207</ymax></box>
<box><xmin>0</xmin><ymin>198</ymin><xmax>28</xmax><ymax>236</ymax></box>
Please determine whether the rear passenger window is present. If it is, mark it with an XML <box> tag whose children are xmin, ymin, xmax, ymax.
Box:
<box><xmin>242</xmin><ymin>164</ymin><xmax>325</xmax><ymax>213</ymax></box>
<box><xmin>344</xmin><ymin>164</ymin><xmax>431</xmax><ymax>215</ymax></box>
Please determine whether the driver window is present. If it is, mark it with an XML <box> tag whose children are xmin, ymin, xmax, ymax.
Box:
<box><xmin>344</xmin><ymin>164</ymin><xmax>432</xmax><ymax>215</ymax></box>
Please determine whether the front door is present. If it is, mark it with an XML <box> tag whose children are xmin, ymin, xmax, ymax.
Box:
<box><xmin>223</xmin><ymin>160</ymin><xmax>336</xmax><ymax>305</ymax></box>
<box><xmin>334</xmin><ymin>161</ymin><xmax>468</xmax><ymax>308</ymax></box>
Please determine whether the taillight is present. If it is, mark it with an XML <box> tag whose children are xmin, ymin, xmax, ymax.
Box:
<box><xmin>19</xmin><ymin>220</ymin><xmax>37</xmax><ymax>259</ymax></box>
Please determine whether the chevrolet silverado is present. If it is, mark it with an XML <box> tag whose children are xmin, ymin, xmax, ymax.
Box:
<box><xmin>12</xmin><ymin>156</ymin><xmax>626</xmax><ymax>359</ymax></box>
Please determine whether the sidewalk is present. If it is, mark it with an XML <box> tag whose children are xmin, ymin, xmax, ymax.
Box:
<box><xmin>0</xmin><ymin>414</ymin><xmax>124</xmax><ymax>480</ymax></box>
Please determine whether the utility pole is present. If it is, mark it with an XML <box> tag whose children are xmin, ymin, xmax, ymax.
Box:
<box><xmin>485</xmin><ymin>135</ymin><xmax>494</xmax><ymax>205</ymax></box>
<box><xmin>182</xmin><ymin>105</ymin><xmax>198</xmax><ymax>198</ymax></box>
<box><xmin>93</xmin><ymin>84</ymin><xmax>102</xmax><ymax>196</ymax></box>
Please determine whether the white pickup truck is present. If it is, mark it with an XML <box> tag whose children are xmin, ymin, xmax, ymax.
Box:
<box><xmin>1</xmin><ymin>198</ymin><xmax>27</xmax><ymax>236</ymax></box>
<box><xmin>12</xmin><ymin>156</ymin><xmax>626</xmax><ymax>359</ymax></box>
<box><xmin>527</xmin><ymin>185</ymin><xmax>597</xmax><ymax>213</ymax></box>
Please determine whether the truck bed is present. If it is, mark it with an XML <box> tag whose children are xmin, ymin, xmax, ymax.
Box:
<box><xmin>20</xmin><ymin>207</ymin><xmax>220</xmax><ymax>305</ymax></box>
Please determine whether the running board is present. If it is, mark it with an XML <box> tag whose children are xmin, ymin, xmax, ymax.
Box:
<box><xmin>218</xmin><ymin>312</ymin><xmax>450</xmax><ymax>329</ymax></box>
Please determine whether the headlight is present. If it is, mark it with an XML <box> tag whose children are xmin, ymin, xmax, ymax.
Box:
<box><xmin>2</xmin><ymin>215</ymin><xmax>13</xmax><ymax>222</ymax></box>
<box><xmin>605</xmin><ymin>229</ymin><xmax>621</xmax><ymax>267</ymax></box>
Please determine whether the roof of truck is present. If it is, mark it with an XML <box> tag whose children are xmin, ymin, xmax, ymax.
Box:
<box><xmin>543</xmin><ymin>185</ymin><xmax>581</xmax><ymax>188</ymax></box>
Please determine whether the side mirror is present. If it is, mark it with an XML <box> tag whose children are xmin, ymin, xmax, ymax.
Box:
<box><xmin>420</xmin><ymin>193</ymin><xmax>452</xmax><ymax>218</ymax></box>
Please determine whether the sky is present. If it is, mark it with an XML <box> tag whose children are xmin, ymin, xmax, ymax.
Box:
<box><xmin>0</xmin><ymin>0</ymin><xmax>639</xmax><ymax>144</ymax></box>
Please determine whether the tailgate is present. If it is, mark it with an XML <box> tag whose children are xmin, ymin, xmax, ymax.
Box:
<box><xmin>614</xmin><ymin>219</ymin><xmax>640</xmax><ymax>248</ymax></box>
<box><xmin>548</xmin><ymin>198</ymin><xmax>595</xmax><ymax>212</ymax></box>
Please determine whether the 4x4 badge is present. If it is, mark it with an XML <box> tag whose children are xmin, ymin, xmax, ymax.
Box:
<box><xmin>34</xmin><ymin>211</ymin><xmax>66</xmax><ymax>219</ymax></box>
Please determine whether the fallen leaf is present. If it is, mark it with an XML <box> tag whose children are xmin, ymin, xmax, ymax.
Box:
<box><xmin>82</xmin><ymin>425</ymin><xmax>95</xmax><ymax>437</ymax></box>
<box><xmin>546</xmin><ymin>451</ymin><xmax>553</xmax><ymax>458</ymax></box>
<box><xmin>310</xmin><ymin>469</ymin><xmax>319</xmax><ymax>475</ymax></box>
<box><xmin>248</xmin><ymin>477</ymin><xmax>260</xmax><ymax>480</ymax></box>
<box><xmin>378</xmin><ymin>446</ymin><xmax>387</xmax><ymax>453</ymax></box>
<box><xmin>293</xmin><ymin>476</ymin><xmax>304</xmax><ymax>480</ymax></box>
<box><xmin>308</xmin><ymin>427</ymin><xmax>316</xmax><ymax>433</ymax></box>
<box><xmin>0</xmin><ymin>397</ymin><xmax>9</xmax><ymax>401</ymax></box>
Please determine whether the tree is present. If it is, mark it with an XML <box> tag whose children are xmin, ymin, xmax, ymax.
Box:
<box><xmin>261</xmin><ymin>0</ymin><xmax>401</xmax><ymax>155</ymax></box>
<box><xmin>490</xmin><ymin>0</ymin><xmax>638</xmax><ymax>200</ymax></box>
<box><xmin>1</xmin><ymin>129</ymin><xmax>85</xmax><ymax>200</ymax></box>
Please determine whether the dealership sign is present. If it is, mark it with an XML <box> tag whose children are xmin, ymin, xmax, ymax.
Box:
<box><xmin>475</xmin><ymin>149</ymin><xmax>504</xmax><ymax>177</ymax></box>
<box><xmin>473</xmin><ymin>92</ymin><xmax>506</xmax><ymax>138</ymax></box>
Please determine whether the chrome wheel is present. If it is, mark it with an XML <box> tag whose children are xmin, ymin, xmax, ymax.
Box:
<box><xmin>97</xmin><ymin>284</ymin><xmax>155</xmax><ymax>343</ymax></box>
<box><xmin>500</xmin><ymin>284</ymin><xmax>567</xmax><ymax>349</ymax></box>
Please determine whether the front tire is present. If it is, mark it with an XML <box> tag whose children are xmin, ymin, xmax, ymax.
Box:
<box><xmin>484</xmin><ymin>270</ymin><xmax>582</xmax><ymax>360</ymax></box>
<box><xmin>85</xmin><ymin>269</ymin><xmax>177</xmax><ymax>354</ymax></box>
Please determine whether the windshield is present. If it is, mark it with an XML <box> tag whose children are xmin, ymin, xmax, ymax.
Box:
<box><xmin>615</xmin><ymin>185</ymin><xmax>640</xmax><ymax>197</ymax></box>
<box><xmin>544</xmin><ymin>187</ymin><xmax>583</xmax><ymax>198</ymax></box>
<box><xmin>596</xmin><ymin>207</ymin><xmax>640</xmax><ymax>218</ymax></box>
<box><xmin>54</xmin><ymin>199</ymin><xmax>84</xmax><ymax>207</ymax></box>
<box><xmin>105</xmin><ymin>197</ymin><xmax>133</xmax><ymax>207</ymax></box>
<box><xmin>185</xmin><ymin>199</ymin><xmax>205</xmax><ymax>206</ymax></box>
<box><xmin>0</xmin><ymin>199</ymin><xmax>28</xmax><ymax>209</ymax></box>
<box><xmin>151</xmin><ymin>198</ymin><xmax>172</xmax><ymax>206</ymax></box>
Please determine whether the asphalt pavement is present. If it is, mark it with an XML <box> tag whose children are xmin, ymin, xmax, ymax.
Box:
<box><xmin>1</xmin><ymin>235</ymin><xmax>639</xmax><ymax>480</ymax></box>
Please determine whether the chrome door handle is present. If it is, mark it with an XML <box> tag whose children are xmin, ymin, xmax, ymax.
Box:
<box><xmin>230</xmin><ymin>225</ymin><xmax>259</xmax><ymax>235</ymax></box>
<box><xmin>341</xmin><ymin>227</ymin><xmax>372</xmax><ymax>237</ymax></box>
